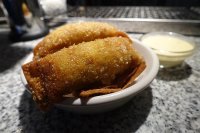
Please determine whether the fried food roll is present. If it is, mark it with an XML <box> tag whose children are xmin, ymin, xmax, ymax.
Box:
<box><xmin>33</xmin><ymin>22</ymin><xmax>130</xmax><ymax>59</ymax></box>
<box><xmin>23</xmin><ymin>37</ymin><xmax>143</xmax><ymax>110</ymax></box>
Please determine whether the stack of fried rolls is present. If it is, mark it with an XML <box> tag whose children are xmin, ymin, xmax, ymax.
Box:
<box><xmin>22</xmin><ymin>22</ymin><xmax>146</xmax><ymax>110</ymax></box>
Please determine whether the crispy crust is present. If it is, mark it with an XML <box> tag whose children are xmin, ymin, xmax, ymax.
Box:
<box><xmin>23</xmin><ymin>37</ymin><xmax>140</xmax><ymax>110</ymax></box>
<box><xmin>22</xmin><ymin>58</ymin><xmax>67</xmax><ymax>110</ymax></box>
<box><xmin>79</xmin><ymin>88</ymin><xmax>122</xmax><ymax>97</ymax></box>
<box><xmin>75</xmin><ymin>60</ymin><xmax>146</xmax><ymax>97</ymax></box>
<box><xmin>122</xmin><ymin>61</ymin><xmax>146</xmax><ymax>89</ymax></box>
<box><xmin>33</xmin><ymin>22</ymin><xmax>131</xmax><ymax>59</ymax></box>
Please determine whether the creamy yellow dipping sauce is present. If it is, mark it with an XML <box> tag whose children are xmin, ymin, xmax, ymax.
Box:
<box><xmin>142</xmin><ymin>35</ymin><xmax>194</xmax><ymax>53</ymax></box>
<box><xmin>141</xmin><ymin>34</ymin><xmax>195</xmax><ymax>67</ymax></box>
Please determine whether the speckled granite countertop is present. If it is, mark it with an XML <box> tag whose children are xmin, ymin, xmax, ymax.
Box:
<box><xmin>0</xmin><ymin>30</ymin><xmax>200</xmax><ymax>133</ymax></box>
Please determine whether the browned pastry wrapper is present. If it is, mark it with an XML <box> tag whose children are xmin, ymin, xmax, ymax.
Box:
<box><xmin>33</xmin><ymin>22</ymin><xmax>130</xmax><ymax>59</ymax></box>
<box><xmin>22</xmin><ymin>37</ymin><xmax>145</xmax><ymax>110</ymax></box>
<box><xmin>78</xmin><ymin>61</ymin><xmax>146</xmax><ymax>97</ymax></box>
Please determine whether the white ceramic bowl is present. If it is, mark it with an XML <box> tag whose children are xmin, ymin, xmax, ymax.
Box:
<box><xmin>20</xmin><ymin>38</ymin><xmax>159</xmax><ymax>114</ymax></box>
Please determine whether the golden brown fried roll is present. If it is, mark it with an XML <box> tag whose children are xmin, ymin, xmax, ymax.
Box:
<box><xmin>23</xmin><ymin>37</ymin><xmax>142</xmax><ymax>110</ymax></box>
<box><xmin>33</xmin><ymin>22</ymin><xmax>130</xmax><ymax>59</ymax></box>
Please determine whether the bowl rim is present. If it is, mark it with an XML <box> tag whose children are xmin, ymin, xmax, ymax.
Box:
<box><xmin>20</xmin><ymin>38</ymin><xmax>159</xmax><ymax>106</ymax></box>
<box><xmin>140</xmin><ymin>32</ymin><xmax>196</xmax><ymax>54</ymax></box>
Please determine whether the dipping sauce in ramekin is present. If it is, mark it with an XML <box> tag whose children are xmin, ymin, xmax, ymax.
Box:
<box><xmin>141</xmin><ymin>32</ymin><xmax>196</xmax><ymax>68</ymax></box>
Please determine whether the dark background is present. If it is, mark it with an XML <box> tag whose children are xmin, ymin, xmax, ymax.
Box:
<box><xmin>68</xmin><ymin>0</ymin><xmax>200</xmax><ymax>6</ymax></box>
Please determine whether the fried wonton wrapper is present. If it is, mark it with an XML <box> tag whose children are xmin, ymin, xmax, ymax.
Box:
<box><xmin>78</xmin><ymin>61</ymin><xmax>146</xmax><ymax>97</ymax></box>
<box><xmin>33</xmin><ymin>22</ymin><xmax>130</xmax><ymax>59</ymax></box>
<box><xmin>22</xmin><ymin>37</ymin><xmax>144</xmax><ymax>110</ymax></box>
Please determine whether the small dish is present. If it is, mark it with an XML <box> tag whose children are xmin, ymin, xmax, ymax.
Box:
<box><xmin>140</xmin><ymin>32</ymin><xmax>196</xmax><ymax>68</ymax></box>
<box><xmin>20</xmin><ymin>38</ymin><xmax>159</xmax><ymax>114</ymax></box>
